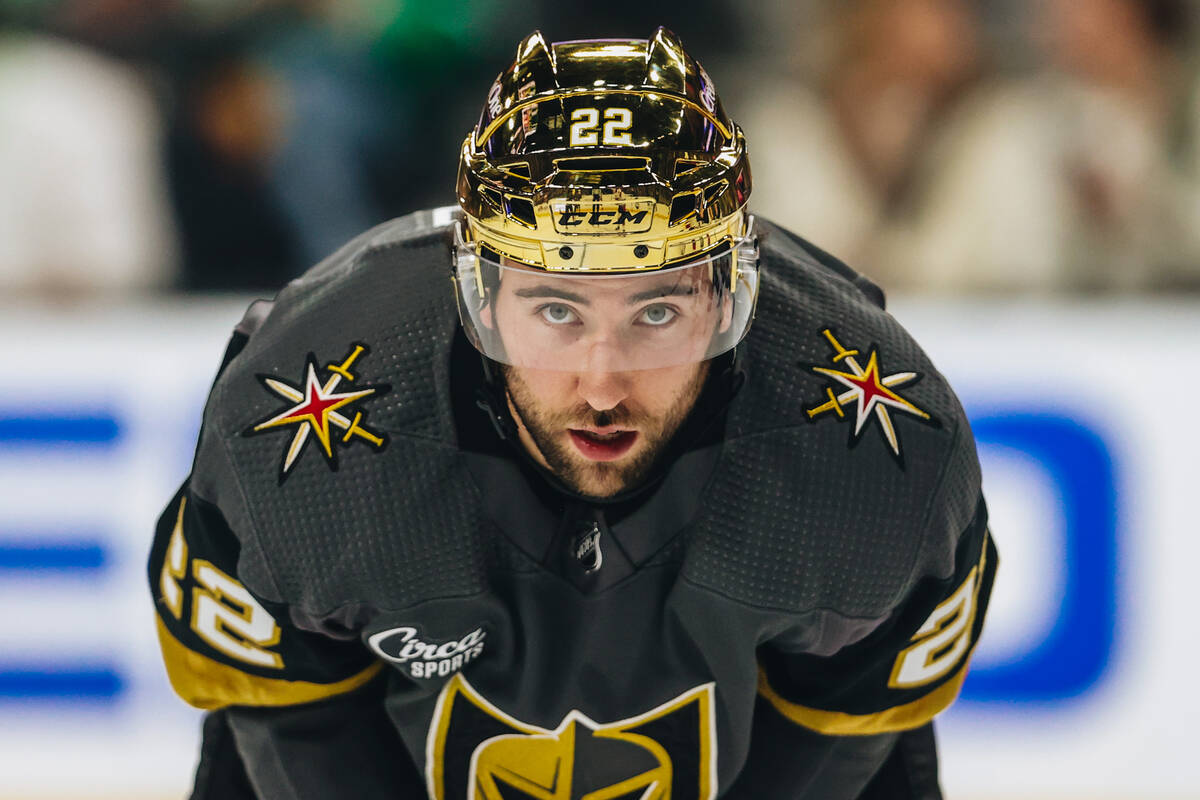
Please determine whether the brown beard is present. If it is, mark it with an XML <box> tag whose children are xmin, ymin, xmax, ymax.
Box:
<box><xmin>500</xmin><ymin>363</ymin><xmax>709</xmax><ymax>499</ymax></box>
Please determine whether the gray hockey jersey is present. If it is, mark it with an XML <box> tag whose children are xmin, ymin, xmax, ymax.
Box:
<box><xmin>149</xmin><ymin>209</ymin><xmax>995</xmax><ymax>800</ymax></box>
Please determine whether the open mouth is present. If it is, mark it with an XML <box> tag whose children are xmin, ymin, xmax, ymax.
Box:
<box><xmin>568</xmin><ymin>429</ymin><xmax>638</xmax><ymax>461</ymax></box>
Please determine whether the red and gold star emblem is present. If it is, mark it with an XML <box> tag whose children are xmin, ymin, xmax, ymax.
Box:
<box><xmin>805</xmin><ymin>328</ymin><xmax>934</xmax><ymax>460</ymax></box>
<box><xmin>244</xmin><ymin>343</ymin><xmax>389</xmax><ymax>482</ymax></box>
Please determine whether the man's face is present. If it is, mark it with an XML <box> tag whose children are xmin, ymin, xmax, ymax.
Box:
<box><xmin>500</xmin><ymin>360</ymin><xmax>709</xmax><ymax>499</ymax></box>
<box><xmin>490</xmin><ymin>262</ymin><xmax>720</xmax><ymax>498</ymax></box>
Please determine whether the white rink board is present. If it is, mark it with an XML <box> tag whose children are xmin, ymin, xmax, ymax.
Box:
<box><xmin>892</xmin><ymin>299</ymin><xmax>1200</xmax><ymax>800</ymax></box>
<box><xmin>0</xmin><ymin>297</ymin><xmax>1196</xmax><ymax>799</ymax></box>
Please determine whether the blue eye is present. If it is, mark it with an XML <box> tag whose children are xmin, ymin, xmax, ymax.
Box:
<box><xmin>539</xmin><ymin>303</ymin><xmax>578</xmax><ymax>325</ymax></box>
<box><xmin>639</xmin><ymin>305</ymin><xmax>677</xmax><ymax>326</ymax></box>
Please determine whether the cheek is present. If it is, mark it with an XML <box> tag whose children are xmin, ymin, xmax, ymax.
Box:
<box><xmin>511</xmin><ymin>368</ymin><xmax>577</xmax><ymax>413</ymax></box>
<box><xmin>629</xmin><ymin>365</ymin><xmax>703</xmax><ymax>417</ymax></box>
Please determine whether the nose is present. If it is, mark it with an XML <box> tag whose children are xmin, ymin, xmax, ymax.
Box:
<box><xmin>575</xmin><ymin>343</ymin><xmax>632</xmax><ymax>411</ymax></box>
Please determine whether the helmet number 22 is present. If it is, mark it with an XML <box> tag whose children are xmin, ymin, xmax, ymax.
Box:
<box><xmin>569</xmin><ymin>107</ymin><xmax>634</xmax><ymax>147</ymax></box>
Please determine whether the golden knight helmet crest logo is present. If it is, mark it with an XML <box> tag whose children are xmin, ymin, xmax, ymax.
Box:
<box><xmin>427</xmin><ymin>674</ymin><xmax>717</xmax><ymax>800</ymax></box>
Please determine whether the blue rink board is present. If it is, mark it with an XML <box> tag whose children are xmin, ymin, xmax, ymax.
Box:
<box><xmin>0</xmin><ymin>412</ymin><xmax>124</xmax><ymax>703</ymax></box>
<box><xmin>958</xmin><ymin>410</ymin><xmax>1118</xmax><ymax>705</ymax></box>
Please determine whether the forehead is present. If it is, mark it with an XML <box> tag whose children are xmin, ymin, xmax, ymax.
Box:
<box><xmin>497</xmin><ymin>259</ymin><xmax>714</xmax><ymax>300</ymax></box>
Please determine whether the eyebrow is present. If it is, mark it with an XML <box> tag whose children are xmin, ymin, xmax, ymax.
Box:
<box><xmin>627</xmin><ymin>284</ymin><xmax>698</xmax><ymax>303</ymax></box>
<box><xmin>513</xmin><ymin>283</ymin><xmax>697</xmax><ymax>305</ymax></box>
<box><xmin>513</xmin><ymin>286</ymin><xmax>590</xmax><ymax>304</ymax></box>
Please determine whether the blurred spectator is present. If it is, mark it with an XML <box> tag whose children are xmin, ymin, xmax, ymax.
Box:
<box><xmin>166</xmin><ymin>34</ymin><xmax>297</xmax><ymax>291</ymax></box>
<box><xmin>351</xmin><ymin>0</ymin><xmax>523</xmax><ymax>216</ymax></box>
<box><xmin>164</xmin><ymin>2</ymin><xmax>516</xmax><ymax>289</ymax></box>
<box><xmin>0</xmin><ymin>29</ymin><xmax>177</xmax><ymax>297</ymax></box>
<box><xmin>165</xmin><ymin>8</ymin><xmax>403</xmax><ymax>291</ymax></box>
<box><xmin>740</xmin><ymin>0</ymin><xmax>985</xmax><ymax>279</ymax></box>
<box><xmin>745</xmin><ymin>0</ymin><xmax>1200</xmax><ymax>294</ymax></box>
<box><xmin>868</xmin><ymin>0</ymin><xmax>1200</xmax><ymax>293</ymax></box>
<box><xmin>527</xmin><ymin>0</ymin><xmax>745</xmax><ymax>74</ymax></box>
<box><xmin>262</xmin><ymin>17</ymin><xmax>395</xmax><ymax>267</ymax></box>
<box><xmin>44</xmin><ymin>0</ymin><xmax>183</xmax><ymax>62</ymax></box>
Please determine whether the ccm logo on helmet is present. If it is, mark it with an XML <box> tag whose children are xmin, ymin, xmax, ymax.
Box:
<box><xmin>551</xmin><ymin>202</ymin><xmax>655</xmax><ymax>234</ymax></box>
<box><xmin>368</xmin><ymin>625</ymin><xmax>487</xmax><ymax>679</ymax></box>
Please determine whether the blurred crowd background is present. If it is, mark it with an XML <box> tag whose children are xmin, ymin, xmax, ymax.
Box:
<box><xmin>3</xmin><ymin>0</ymin><xmax>1200</xmax><ymax>298</ymax></box>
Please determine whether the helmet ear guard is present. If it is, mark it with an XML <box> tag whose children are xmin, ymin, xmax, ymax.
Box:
<box><xmin>453</xmin><ymin>218</ymin><xmax>488</xmax><ymax>303</ymax></box>
<box><xmin>731</xmin><ymin>214</ymin><xmax>759</xmax><ymax>296</ymax></box>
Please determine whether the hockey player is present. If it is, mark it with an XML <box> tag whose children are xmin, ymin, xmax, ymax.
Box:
<box><xmin>149</xmin><ymin>28</ymin><xmax>996</xmax><ymax>800</ymax></box>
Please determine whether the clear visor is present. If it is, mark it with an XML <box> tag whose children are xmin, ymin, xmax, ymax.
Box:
<box><xmin>452</xmin><ymin>221</ymin><xmax>760</xmax><ymax>372</ymax></box>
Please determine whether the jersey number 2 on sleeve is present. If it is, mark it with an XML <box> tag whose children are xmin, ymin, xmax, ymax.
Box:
<box><xmin>889</xmin><ymin>565</ymin><xmax>980</xmax><ymax>689</ymax></box>
<box><xmin>159</xmin><ymin>499</ymin><xmax>284</xmax><ymax>669</ymax></box>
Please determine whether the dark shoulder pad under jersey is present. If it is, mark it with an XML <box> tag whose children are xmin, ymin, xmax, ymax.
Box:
<box><xmin>186</xmin><ymin>208</ymin><xmax>497</xmax><ymax>615</ymax></box>
<box><xmin>682</xmin><ymin>218</ymin><xmax>983</xmax><ymax>630</ymax></box>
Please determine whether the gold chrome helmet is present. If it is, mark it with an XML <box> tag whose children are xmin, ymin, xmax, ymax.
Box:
<box><xmin>453</xmin><ymin>27</ymin><xmax>758</xmax><ymax>372</ymax></box>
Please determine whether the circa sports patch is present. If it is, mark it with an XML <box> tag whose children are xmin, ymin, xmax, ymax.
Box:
<box><xmin>802</xmin><ymin>327</ymin><xmax>937</xmax><ymax>463</ymax></box>
<box><xmin>367</xmin><ymin>624</ymin><xmax>487</xmax><ymax>680</ymax></box>
<box><xmin>243</xmin><ymin>342</ymin><xmax>390</xmax><ymax>483</ymax></box>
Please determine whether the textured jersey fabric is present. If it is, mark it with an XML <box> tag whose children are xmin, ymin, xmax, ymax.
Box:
<box><xmin>149</xmin><ymin>209</ymin><xmax>996</xmax><ymax>800</ymax></box>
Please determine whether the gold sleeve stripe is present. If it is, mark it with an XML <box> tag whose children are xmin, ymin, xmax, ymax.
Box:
<box><xmin>756</xmin><ymin>658</ymin><xmax>972</xmax><ymax>736</ymax></box>
<box><xmin>155</xmin><ymin>616</ymin><xmax>385</xmax><ymax>710</ymax></box>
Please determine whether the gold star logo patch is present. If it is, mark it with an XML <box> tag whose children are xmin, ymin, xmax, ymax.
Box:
<box><xmin>804</xmin><ymin>328</ymin><xmax>936</xmax><ymax>462</ymax></box>
<box><xmin>244</xmin><ymin>342</ymin><xmax>389</xmax><ymax>483</ymax></box>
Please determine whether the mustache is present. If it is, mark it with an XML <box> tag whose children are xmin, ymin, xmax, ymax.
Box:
<box><xmin>561</xmin><ymin>405</ymin><xmax>642</xmax><ymax>429</ymax></box>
